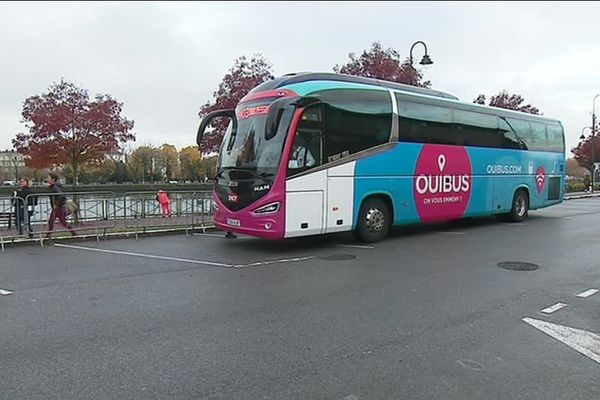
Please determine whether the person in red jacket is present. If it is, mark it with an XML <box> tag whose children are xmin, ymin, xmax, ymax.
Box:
<box><xmin>156</xmin><ymin>189</ymin><xmax>171</xmax><ymax>217</ymax></box>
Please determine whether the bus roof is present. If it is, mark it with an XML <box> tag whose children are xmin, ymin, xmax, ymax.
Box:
<box><xmin>250</xmin><ymin>72</ymin><xmax>562</xmax><ymax>126</ymax></box>
<box><xmin>250</xmin><ymin>72</ymin><xmax>459</xmax><ymax>100</ymax></box>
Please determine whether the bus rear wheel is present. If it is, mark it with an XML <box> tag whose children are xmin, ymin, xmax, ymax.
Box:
<box><xmin>506</xmin><ymin>189</ymin><xmax>529</xmax><ymax>222</ymax></box>
<box><xmin>355</xmin><ymin>197</ymin><xmax>390</xmax><ymax>243</ymax></box>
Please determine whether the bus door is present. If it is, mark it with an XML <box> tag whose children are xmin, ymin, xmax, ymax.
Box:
<box><xmin>284</xmin><ymin>106</ymin><xmax>326</xmax><ymax>237</ymax></box>
<box><xmin>325</xmin><ymin>162</ymin><xmax>355</xmax><ymax>233</ymax></box>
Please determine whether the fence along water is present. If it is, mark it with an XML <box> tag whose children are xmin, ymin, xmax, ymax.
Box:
<box><xmin>0</xmin><ymin>190</ymin><xmax>214</xmax><ymax>250</ymax></box>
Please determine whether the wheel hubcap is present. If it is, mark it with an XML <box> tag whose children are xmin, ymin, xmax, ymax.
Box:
<box><xmin>365</xmin><ymin>208</ymin><xmax>385</xmax><ymax>232</ymax></box>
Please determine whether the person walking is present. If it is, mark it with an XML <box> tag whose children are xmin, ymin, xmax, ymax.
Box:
<box><xmin>13</xmin><ymin>177</ymin><xmax>36</xmax><ymax>238</ymax></box>
<box><xmin>156</xmin><ymin>189</ymin><xmax>172</xmax><ymax>217</ymax></box>
<box><xmin>46</xmin><ymin>172</ymin><xmax>76</xmax><ymax>238</ymax></box>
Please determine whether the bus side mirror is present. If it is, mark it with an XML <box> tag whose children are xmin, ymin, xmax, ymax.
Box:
<box><xmin>265</xmin><ymin>96</ymin><xmax>321</xmax><ymax>141</ymax></box>
<box><xmin>197</xmin><ymin>109</ymin><xmax>235</xmax><ymax>148</ymax></box>
<box><xmin>264</xmin><ymin>97</ymin><xmax>298</xmax><ymax>141</ymax></box>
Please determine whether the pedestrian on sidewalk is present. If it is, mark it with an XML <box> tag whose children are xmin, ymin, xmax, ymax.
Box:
<box><xmin>156</xmin><ymin>189</ymin><xmax>172</xmax><ymax>217</ymax></box>
<box><xmin>584</xmin><ymin>174</ymin><xmax>591</xmax><ymax>192</ymax></box>
<box><xmin>46</xmin><ymin>172</ymin><xmax>76</xmax><ymax>238</ymax></box>
<box><xmin>12</xmin><ymin>177</ymin><xmax>36</xmax><ymax>237</ymax></box>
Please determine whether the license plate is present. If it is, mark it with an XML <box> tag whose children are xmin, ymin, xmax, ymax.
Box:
<box><xmin>226</xmin><ymin>218</ymin><xmax>240</xmax><ymax>227</ymax></box>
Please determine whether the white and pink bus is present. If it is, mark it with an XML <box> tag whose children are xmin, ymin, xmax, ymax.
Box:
<box><xmin>197</xmin><ymin>73</ymin><xmax>565</xmax><ymax>242</ymax></box>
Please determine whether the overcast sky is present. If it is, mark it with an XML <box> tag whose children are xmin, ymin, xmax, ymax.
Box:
<box><xmin>1</xmin><ymin>1</ymin><xmax>599</xmax><ymax>155</ymax></box>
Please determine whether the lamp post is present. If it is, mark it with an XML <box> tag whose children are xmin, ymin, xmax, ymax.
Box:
<box><xmin>591</xmin><ymin>95</ymin><xmax>600</xmax><ymax>192</ymax></box>
<box><xmin>581</xmin><ymin>126</ymin><xmax>594</xmax><ymax>191</ymax></box>
<box><xmin>409</xmin><ymin>41</ymin><xmax>434</xmax><ymax>66</ymax></box>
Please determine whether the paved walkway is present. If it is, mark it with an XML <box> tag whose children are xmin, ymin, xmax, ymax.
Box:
<box><xmin>0</xmin><ymin>214</ymin><xmax>211</xmax><ymax>241</ymax></box>
<box><xmin>565</xmin><ymin>191</ymin><xmax>600</xmax><ymax>199</ymax></box>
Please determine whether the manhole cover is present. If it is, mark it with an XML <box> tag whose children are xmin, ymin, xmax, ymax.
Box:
<box><xmin>318</xmin><ymin>253</ymin><xmax>356</xmax><ymax>261</ymax></box>
<box><xmin>497</xmin><ymin>261</ymin><xmax>539</xmax><ymax>271</ymax></box>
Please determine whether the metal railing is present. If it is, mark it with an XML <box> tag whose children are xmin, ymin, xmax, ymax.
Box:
<box><xmin>0</xmin><ymin>189</ymin><xmax>215</xmax><ymax>250</ymax></box>
<box><xmin>123</xmin><ymin>191</ymin><xmax>213</xmax><ymax>238</ymax></box>
<box><xmin>25</xmin><ymin>191</ymin><xmax>118</xmax><ymax>245</ymax></box>
<box><xmin>0</xmin><ymin>196</ymin><xmax>25</xmax><ymax>251</ymax></box>
<box><xmin>188</xmin><ymin>191</ymin><xmax>215</xmax><ymax>234</ymax></box>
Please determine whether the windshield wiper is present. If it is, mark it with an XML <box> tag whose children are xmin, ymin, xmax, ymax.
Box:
<box><xmin>215</xmin><ymin>166</ymin><xmax>256</xmax><ymax>179</ymax></box>
<box><xmin>256</xmin><ymin>171</ymin><xmax>275</xmax><ymax>179</ymax></box>
<box><xmin>215</xmin><ymin>167</ymin><xmax>273</xmax><ymax>181</ymax></box>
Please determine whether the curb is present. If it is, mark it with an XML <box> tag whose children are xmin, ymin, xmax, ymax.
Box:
<box><xmin>564</xmin><ymin>193</ymin><xmax>600</xmax><ymax>200</ymax></box>
<box><xmin>1</xmin><ymin>224</ymin><xmax>217</xmax><ymax>251</ymax></box>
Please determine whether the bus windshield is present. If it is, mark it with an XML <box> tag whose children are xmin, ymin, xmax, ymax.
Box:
<box><xmin>218</xmin><ymin>99</ymin><xmax>292</xmax><ymax>178</ymax></box>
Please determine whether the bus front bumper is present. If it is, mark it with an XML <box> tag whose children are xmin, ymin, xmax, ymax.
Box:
<box><xmin>213</xmin><ymin>209</ymin><xmax>284</xmax><ymax>240</ymax></box>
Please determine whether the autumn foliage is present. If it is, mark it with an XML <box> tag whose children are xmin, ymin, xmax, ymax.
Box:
<box><xmin>572</xmin><ymin>135</ymin><xmax>600</xmax><ymax>172</ymax></box>
<box><xmin>333</xmin><ymin>42</ymin><xmax>431</xmax><ymax>88</ymax></box>
<box><xmin>473</xmin><ymin>91</ymin><xmax>540</xmax><ymax>115</ymax></box>
<box><xmin>13</xmin><ymin>80</ymin><xmax>135</xmax><ymax>184</ymax></box>
<box><xmin>198</xmin><ymin>55</ymin><xmax>274</xmax><ymax>153</ymax></box>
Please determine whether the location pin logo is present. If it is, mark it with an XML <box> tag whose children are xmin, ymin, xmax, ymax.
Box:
<box><xmin>437</xmin><ymin>154</ymin><xmax>446</xmax><ymax>172</ymax></box>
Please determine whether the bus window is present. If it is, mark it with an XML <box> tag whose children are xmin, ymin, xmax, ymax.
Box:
<box><xmin>287</xmin><ymin>104</ymin><xmax>323</xmax><ymax>175</ymax></box>
<box><xmin>547</xmin><ymin>124</ymin><xmax>565</xmax><ymax>153</ymax></box>
<box><xmin>453</xmin><ymin>110</ymin><xmax>502</xmax><ymax>148</ymax></box>
<box><xmin>397</xmin><ymin>100</ymin><xmax>454</xmax><ymax>145</ymax></box>
<box><xmin>529</xmin><ymin>121</ymin><xmax>548</xmax><ymax>151</ymax></box>
<box><xmin>498</xmin><ymin>118</ymin><xmax>522</xmax><ymax>149</ymax></box>
<box><xmin>505</xmin><ymin>118</ymin><xmax>531</xmax><ymax>150</ymax></box>
<box><xmin>318</xmin><ymin>89</ymin><xmax>392</xmax><ymax>162</ymax></box>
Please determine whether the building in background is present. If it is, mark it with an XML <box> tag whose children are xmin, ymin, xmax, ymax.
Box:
<box><xmin>0</xmin><ymin>149</ymin><xmax>26</xmax><ymax>184</ymax></box>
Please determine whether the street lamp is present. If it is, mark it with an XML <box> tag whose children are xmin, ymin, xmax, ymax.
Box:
<box><xmin>590</xmin><ymin>94</ymin><xmax>600</xmax><ymax>192</ymax></box>
<box><xmin>409</xmin><ymin>41</ymin><xmax>433</xmax><ymax>66</ymax></box>
<box><xmin>580</xmin><ymin>126</ymin><xmax>593</xmax><ymax>140</ymax></box>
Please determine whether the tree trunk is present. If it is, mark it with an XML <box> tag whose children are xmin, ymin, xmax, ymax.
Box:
<box><xmin>71</xmin><ymin>161</ymin><xmax>80</xmax><ymax>186</ymax></box>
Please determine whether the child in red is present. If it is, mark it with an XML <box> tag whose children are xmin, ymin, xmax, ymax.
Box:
<box><xmin>157</xmin><ymin>190</ymin><xmax>171</xmax><ymax>217</ymax></box>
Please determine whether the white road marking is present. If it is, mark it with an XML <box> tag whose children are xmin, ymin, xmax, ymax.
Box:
<box><xmin>235</xmin><ymin>256</ymin><xmax>314</xmax><ymax>268</ymax></box>
<box><xmin>522</xmin><ymin>317</ymin><xmax>600</xmax><ymax>365</ymax></box>
<box><xmin>503</xmin><ymin>223</ymin><xmax>527</xmax><ymax>226</ymax></box>
<box><xmin>54</xmin><ymin>243</ymin><xmax>234</xmax><ymax>267</ymax></box>
<box><xmin>457</xmin><ymin>358</ymin><xmax>485</xmax><ymax>371</ymax></box>
<box><xmin>540</xmin><ymin>303</ymin><xmax>568</xmax><ymax>314</ymax></box>
<box><xmin>576</xmin><ymin>289</ymin><xmax>599</xmax><ymax>298</ymax></box>
<box><xmin>54</xmin><ymin>243</ymin><xmax>313</xmax><ymax>269</ymax></box>
<box><xmin>562</xmin><ymin>216</ymin><xmax>572</xmax><ymax>219</ymax></box>
<box><xmin>193</xmin><ymin>233</ymin><xmax>251</xmax><ymax>239</ymax></box>
<box><xmin>0</xmin><ymin>289</ymin><xmax>13</xmax><ymax>295</ymax></box>
<box><xmin>438</xmin><ymin>231</ymin><xmax>465</xmax><ymax>235</ymax></box>
<box><xmin>336</xmin><ymin>244</ymin><xmax>375</xmax><ymax>249</ymax></box>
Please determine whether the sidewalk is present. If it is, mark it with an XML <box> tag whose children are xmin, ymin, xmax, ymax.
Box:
<box><xmin>564</xmin><ymin>191</ymin><xmax>600</xmax><ymax>200</ymax></box>
<box><xmin>0</xmin><ymin>214</ymin><xmax>211</xmax><ymax>244</ymax></box>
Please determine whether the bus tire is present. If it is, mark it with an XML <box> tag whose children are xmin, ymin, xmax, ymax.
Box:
<box><xmin>355</xmin><ymin>197</ymin><xmax>391</xmax><ymax>243</ymax></box>
<box><xmin>507</xmin><ymin>189</ymin><xmax>529</xmax><ymax>222</ymax></box>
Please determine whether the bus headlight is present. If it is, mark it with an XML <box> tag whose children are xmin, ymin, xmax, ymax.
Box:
<box><xmin>252</xmin><ymin>202</ymin><xmax>280</xmax><ymax>215</ymax></box>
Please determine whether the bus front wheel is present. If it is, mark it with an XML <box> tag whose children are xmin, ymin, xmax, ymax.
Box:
<box><xmin>507</xmin><ymin>189</ymin><xmax>529</xmax><ymax>222</ymax></box>
<box><xmin>355</xmin><ymin>197</ymin><xmax>391</xmax><ymax>243</ymax></box>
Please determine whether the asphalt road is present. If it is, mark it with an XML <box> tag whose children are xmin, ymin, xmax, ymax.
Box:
<box><xmin>1</xmin><ymin>199</ymin><xmax>599</xmax><ymax>399</ymax></box>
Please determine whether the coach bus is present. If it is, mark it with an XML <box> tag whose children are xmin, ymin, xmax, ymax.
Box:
<box><xmin>197</xmin><ymin>73</ymin><xmax>565</xmax><ymax>242</ymax></box>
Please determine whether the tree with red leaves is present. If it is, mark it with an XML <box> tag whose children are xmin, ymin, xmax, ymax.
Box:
<box><xmin>13</xmin><ymin>80</ymin><xmax>135</xmax><ymax>184</ymax></box>
<box><xmin>572</xmin><ymin>135</ymin><xmax>600</xmax><ymax>173</ymax></box>
<box><xmin>333</xmin><ymin>42</ymin><xmax>431</xmax><ymax>88</ymax></box>
<box><xmin>198</xmin><ymin>55</ymin><xmax>274</xmax><ymax>154</ymax></box>
<box><xmin>473</xmin><ymin>91</ymin><xmax>540</xmax><ymax>115</ymax></box>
